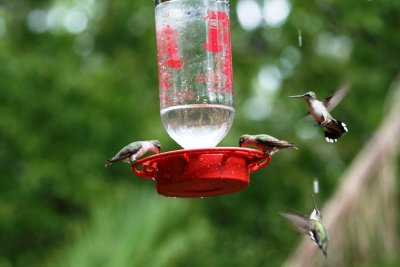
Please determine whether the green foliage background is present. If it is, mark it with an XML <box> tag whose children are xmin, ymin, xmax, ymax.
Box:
<box><xmin>0</xmin><ymin>0</ymin><xmax>399</xmax><ymax>266</ymax></box>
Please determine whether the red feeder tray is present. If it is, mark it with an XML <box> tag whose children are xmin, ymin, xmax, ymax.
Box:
<box><xmin>131</xmin><ymin>147</ymin><xmax>271</xmax><ymax>198</ymax></box>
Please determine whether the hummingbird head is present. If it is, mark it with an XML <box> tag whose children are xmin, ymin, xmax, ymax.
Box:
<box><xmin>151</xmin><ymin>140</ymin><xmax>162</xmax><ymax>153</ymax></box>
<box><xmin>310</xmin><ymin>208</ymin><xmax>322</xmax><ymax>220</ymax></box>
<box><xmin>288</xmin><ymin>91</ymin><xmax>317</xmax><ymax>101</ymax></box>
<box><xmin>310</xmin><ymin>195</ymin><xmax>322</xmax><ymax>220</ymax></box>
<box><xmin>239</xmin><ymin>135</ymin><xmax>251</xmax><ymax>147</ymax></box>
<box><xmin>303</xmin><ymin>91</ymin><xmax>317</xmax><ymax>100</ymax></box>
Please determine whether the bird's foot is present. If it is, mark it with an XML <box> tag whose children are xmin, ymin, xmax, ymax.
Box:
<box><xmin>320</xmin><ymin>120</ymin><xmax>331</xmax><ymax>127</ymax></box>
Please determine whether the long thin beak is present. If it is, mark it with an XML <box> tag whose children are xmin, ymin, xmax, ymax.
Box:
<box><xmin>311</xmin><ymin>195</ymin><xmax>318</xmax><ymax>210</ymax></box>
<box><xmin>288</xmin><ymin>94</ymin><xmax>305</xmax><ymax>98</ymax></box>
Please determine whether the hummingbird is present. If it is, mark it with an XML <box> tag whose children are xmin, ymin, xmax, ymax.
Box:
<box><xmin>105</xmin><ymin>140</ymin><xmax>161</xmax><ymax>167</ymax></box>
<box><xmin>289</xmin><ymin>85</ymin><xmax>349</xmax><ymax>143</ymax></box>
<box><xmin>280</xmin><ymin>196</ymin><xmax>328</xmax><ymax>257</ymax></box>
<box><xmin>239</xmin><ymin>134</ymin><xmax>297</xmax><ymax>155</ymax></box>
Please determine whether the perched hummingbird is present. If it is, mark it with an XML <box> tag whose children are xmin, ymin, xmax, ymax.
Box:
<box><xmin>105</xmin><ymin>140</ymin><xmax>161</xmax><ymax>167</ymax></box>
<box><xmin>289</xmin><ymin>85</ymin><xmax>349</xmax><ymax>143</ymax></box>
<box><xmin>239</xmin><ymin>134</ymin><xmax>297</xmax><ymax>155</ymax></box>
<box><xmin>280</xmin><ymin>196</ymin><xmax>328</xmax><ymax>257</ymax></box>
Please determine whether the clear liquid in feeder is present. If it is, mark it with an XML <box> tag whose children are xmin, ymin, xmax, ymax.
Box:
<box><xmin>155</xmin><ymin>0</ymin><xmax>234</xmax><ymax>149</ymax></box>
<box><xmin>130</xmin><ymin>0</ymin><xmax>271</xmax><ymax>198</ymax></box>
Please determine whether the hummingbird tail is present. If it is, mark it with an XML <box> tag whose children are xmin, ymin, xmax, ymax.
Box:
<box><xmin>289</xmin><ymin>143</ymin><xmax>298</xmax><ymax>150</ymax></box>
<box><xmin>105</xmin><ymin>157</ymin><xmax>122</xmax><ymax>167</ymax></box>
<box><xmin>105</xmin><ymin>160</ymin><xmax>112</xmax><ymax>167</ymax></box>
<box><xmin>272</xmin><ymin>140</ymin><xmax>297</xmax><ymax>150</ymax></box>
<box><xmin>322</xmin><ymin>120</ymin><xmax>348</xmax><ymax>143</ymax></box>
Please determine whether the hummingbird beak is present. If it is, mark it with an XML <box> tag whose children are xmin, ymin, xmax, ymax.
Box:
<box><xmin>288</xmin><ymin>94</ymin><xmax>305</xmax><ymax>98</ymax></box>
<box><xmin>311</xmin><ymin>195</ymin><xmax>318</xmax><ymax>211</ymax></box>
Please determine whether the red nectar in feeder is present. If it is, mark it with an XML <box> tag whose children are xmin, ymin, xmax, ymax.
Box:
<box><xmin>156</xmin><ymin>0</ymin><xmax>234</xmax><ymax>149</ymax></box>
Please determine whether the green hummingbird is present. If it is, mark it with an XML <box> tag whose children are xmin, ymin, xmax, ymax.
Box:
<box><xmin>289</xmin><ymin>84</ymin><xmax>349</xmax><ymax>143</ymax></box>
<box><xmin>105</xmin><ymin>140</ymin><xmax>161</xmax><ymax>167</ymax></box>
<box><xmin>239</xmin><ymin>134</ymin><xmax>297</xmax><ymax>156</ymax></box>
<box><xmin>280</xmin><ymin>196</ymin><xmax>328</xmax><ymax>257</ymax></box>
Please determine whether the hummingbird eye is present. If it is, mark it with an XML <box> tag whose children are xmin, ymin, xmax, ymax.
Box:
<box><xmin>153</xmin><ymin>142</ymin><xmax>161</xmax><ymax>151</ymax></box>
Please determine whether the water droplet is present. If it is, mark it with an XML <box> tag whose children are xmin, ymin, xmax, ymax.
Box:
<box><xmin>313</xmin><ymin>178</ymin><xmax>319</xmax><ymax>194</ymax></box>
<box><xmin>298</xmin><ymin>29</ymin><xmax>302</xmax><ymax>47</ymax></box>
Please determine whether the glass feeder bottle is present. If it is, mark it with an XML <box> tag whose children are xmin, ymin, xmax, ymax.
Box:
<box><xmin>155</xmin><ymin>0</ymin><xmax>234</xmax><ymax>149</ymax></box>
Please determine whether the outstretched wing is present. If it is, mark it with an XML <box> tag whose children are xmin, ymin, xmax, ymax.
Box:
<box><xmin>323</xmin><ymin>83</ymin><xmax>350</xmax><ymax>111</ymax></box>
<box><xmin>280</xmin><ymin>212</ymin><xmax>311</xmax><ymax>234</ymax></box>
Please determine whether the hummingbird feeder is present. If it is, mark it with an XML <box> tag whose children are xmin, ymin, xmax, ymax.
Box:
<box><xmin>132</xmin><ymin>148</ymin><xmax>270</xmax><ymax>197</ymax></box>
<box><xmin>131</xmin><ymin>0</ymin><xmax>271</xmax><ymax>197</ymax></box>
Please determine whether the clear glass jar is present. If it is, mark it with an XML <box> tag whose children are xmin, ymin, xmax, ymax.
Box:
<box><xmin>155</xmin><ymin>0</ymin><xmax>234</xmax><ymax>149</ymax></box>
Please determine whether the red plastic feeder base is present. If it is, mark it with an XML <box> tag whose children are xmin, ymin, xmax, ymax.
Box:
<box><xmin>131</xmin><ymin>147</ymin><xmax>271</xmax><ymax>198</ymax></box>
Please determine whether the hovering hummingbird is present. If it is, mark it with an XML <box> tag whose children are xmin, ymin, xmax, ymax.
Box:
<box><xmin>239</xmin><ymin>134</ymin><xmax>297</xmax><ymax>155</ymax></box>
<box><xmin>280</xmin><ymin>196</ymin><xmax>328</xmax><ymax>257</ymax></box>
<box><xmin>289</xmin><ymin>85</ymin><xmax>349</xmax><ymax>143</ymax></box>
<box><xmin>105</xmin><ymin>140</ymin><xmax>161</xmax><ymax>167</ymax></box>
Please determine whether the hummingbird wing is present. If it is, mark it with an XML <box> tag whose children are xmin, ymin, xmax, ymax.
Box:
<box><xmin>280</xmin><ymin>212</ymin><xmax>311</xmax><ymax>234</ymax></box>
<box><xmin>256</xmin><ymin>135</ymin><xmax>296</xmax><ymax>149</ymax></box>
<box><xmin>323</xmin><ymin>83</ymin><xmax>350</xmax><ymax>112</ymax></box>
<box><xmin>300</xmin><ymin>84</ymin><xmax>350</xmax><ymax>118</ymax></box>
<box><xmin>105</xmin><ymin>142</ymin><xmax>141</xmax><ymax>166</ymax></box>
<box><xmin>109</xmin><ymin>148</ymin><xmax>139</xmax><ymax>162</ymax></box>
